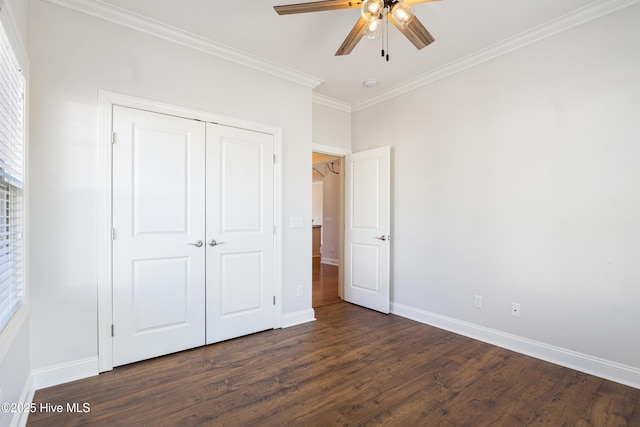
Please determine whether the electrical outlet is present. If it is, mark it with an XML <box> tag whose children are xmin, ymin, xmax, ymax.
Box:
<box><xmin>474</xmin><ymin>295</ymin><xmax>483</xmax><ymax>309</ymax></box>
<box><xmin>296</xmin><ymin>285</ymin><xmax>303</xmax><ymax>297</ymax></box>
<box><xmin>511</xmin><ymin>302</ymin><xmax>521</xmax><ymax>318</ymax></box>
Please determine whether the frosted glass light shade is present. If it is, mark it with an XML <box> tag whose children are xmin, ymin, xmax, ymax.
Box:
<box><xmin>391</xmin><ymin>2</ymin><xmax>415</xmax><ymax>29</ymax></box>
<box><xmin>361</xmin><ymin>0</ymin><xmax>384</xmax><ymax>22</ymax></box>
<box><xmin>363</xmin><ymin>17</ymin><xmax>382</xmax><ymax>39</ymax></box>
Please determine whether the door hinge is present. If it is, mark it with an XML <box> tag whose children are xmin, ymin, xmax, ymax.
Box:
<box><xmin>111</xmin><ymin>228</ymin><xmax>116</xmax><ymax>240</ymax></box>
<box><xmin>273</xmin><ymin>296</ymin><xmax>276</xmax><ymax>305</ymax></box>
<box><xmin>112</xmin><ymin>131</ymin><xmax>117</xmax><ymax>144</ymax></box>
<box><xmin>111</xmin><ymin>324</ymin><xmax>114</xmax><ymax>337</ymax></box>
<box><xmin>273</xmin><ymin>154</ymin><xmax>276</xmax><ymax>164</ymax></box>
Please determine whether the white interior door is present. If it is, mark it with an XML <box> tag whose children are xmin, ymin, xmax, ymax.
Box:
<box><xmin>344</xmin><ymin>146</ymin><xmax>391</xmax><ymax>313</ymax></box>
<box><xmin>205</xmin><ymin>124</ymin><xmax>276</xmax><ymax>344</ymax></box>
<box><xmin>112</xmin><ymin>106</ymin><xmax>206</xmax><ymax>366</ymax></box>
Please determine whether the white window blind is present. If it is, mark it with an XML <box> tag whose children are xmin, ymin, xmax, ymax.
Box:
<box><xmin>0</xmin><ymin>20</ymin><xmax>24</xmax><ymax>332</ymax></box>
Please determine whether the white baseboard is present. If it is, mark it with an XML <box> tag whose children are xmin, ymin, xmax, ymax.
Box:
<box><xmin>281</xmin><ymin>308</ymin><xmax>316</xmax><ymax>328</ymax></box>
<box><xmin>10</xmin><ymin>374</ymin><xmax>33</xmax><ymax>427</ymax></box>
<box><xmin>320</xmin><ymin>257</ymin><xmax>339</xmax><ymax>266</ymax></box>
<box><xmin>31</xmin><ymin>357</ymin><xmax>99</xmax><ymax>391</ymax></box>
<box><xmin>391</xmin><ymin>302</ymin><xmax>640</xmax><ymax>390</ymax></box>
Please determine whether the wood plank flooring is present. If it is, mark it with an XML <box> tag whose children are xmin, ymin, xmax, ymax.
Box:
<box><xmin>312</xmin><ymin>262</ymin><xmax>340</xmax><ymax>307</ymax></box>
<box><xmin>28</xmin><ymin>302</ymin><xmax>640</xmax><ymax>426</ymax></box>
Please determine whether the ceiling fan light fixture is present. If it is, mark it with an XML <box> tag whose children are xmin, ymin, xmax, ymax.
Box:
<box><xmin>391</xmin><ymin>2</ymin><xmax>415</xmax><ymax>29</ymax></box>
<box><xmin>361</xmin><ymin>0</ymin><xmax>384</xmax><ymax>22</ymax></box>
<box><xmin>363</xmin><ymin>16</ymin><xmax>383</xmax><ymax>39</ymax></box>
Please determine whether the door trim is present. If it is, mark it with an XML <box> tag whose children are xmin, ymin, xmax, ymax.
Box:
<box><xmin>99</xmin><ymin>91</ymin><xmax>283</xmax><ymax>372</ymax></box>
<box><xmin>311</xmin><ymin>143</ymin><xmax>350</xmax><ymax>300</ymax></box>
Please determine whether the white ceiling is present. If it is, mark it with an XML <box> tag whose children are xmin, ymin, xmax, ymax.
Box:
<box><xmin>94</xmin><ymin>0</ymin><xmax>627</xmax><ymax>107</ymax></box>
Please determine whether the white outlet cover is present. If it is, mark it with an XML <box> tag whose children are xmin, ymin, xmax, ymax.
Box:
<box><xmin>511</xmin><ymin>303</ymin><xmax>521</xmax><ymax>318</ymax></box>
<box><xmin>474</xmin><ymin>295</ymin><xmax>482</xmax><ymax>309</ymax></box>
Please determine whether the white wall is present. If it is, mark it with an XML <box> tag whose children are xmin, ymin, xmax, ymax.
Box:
<box><xmin>353</xmin><ymin>5</ymin><xmax>640</xmax><ymax>385</ymax></box>
<box><xmin>28</xmin><ymin>0</ymin><xmax>314</xmax><ymax>377</ymax></box>
<box><xmin>312</xmin><ymin>102</ymin><xmax>351</xmax><ymax>150</ymax></box>
<box><xmin>0</xmin><ymin>0</ymin><xmax>32</xmax><ymax>426</ymax></box>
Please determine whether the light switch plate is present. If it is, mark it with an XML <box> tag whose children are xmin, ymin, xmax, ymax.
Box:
<box><xmin>290</xmin><ymin>216</ymin><xmax>304</xmax><ymax>229</ymax></box>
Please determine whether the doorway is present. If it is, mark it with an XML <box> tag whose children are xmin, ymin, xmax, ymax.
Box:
<box><xmin>310</xmin><ymin>144</ymin><xmax>392</xmax><ymax>314</ymax></box>
<box><xmin>312</xmin><ymin>152</ymin><xmax>342</xmax><ymax>307</ymax></box>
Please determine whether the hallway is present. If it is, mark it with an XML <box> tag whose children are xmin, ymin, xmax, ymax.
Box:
<box><xmin>312</xmin><ymin>262</ymin><xmax>340</xmax><ymax>307</ymax></box>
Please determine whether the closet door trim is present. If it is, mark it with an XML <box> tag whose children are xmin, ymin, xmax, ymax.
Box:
<box><xmin>97</xmin><ymin>90</ymin><xmax>283</xmax><ymax>372</ymax></box>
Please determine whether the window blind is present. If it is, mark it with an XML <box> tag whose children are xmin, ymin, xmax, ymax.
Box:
<box><xmin>0</xmin><ymin>20</ymin><xmax>24</xmax><ymax>332</ymax></box>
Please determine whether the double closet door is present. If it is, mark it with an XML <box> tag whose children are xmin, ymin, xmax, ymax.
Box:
<box><xmin>111</xmin><ymin>106</ymin><xmax>275</xmax><ymax>367</ymax></box>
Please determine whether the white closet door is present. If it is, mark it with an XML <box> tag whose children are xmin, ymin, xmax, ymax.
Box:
<box><xmin>112</xmin><ymin>106</ymin><xmax>206</xmax><ymax>366</ymax></box>
<box><xmin>205</xmin><ymin>123</ymin><xmax>276</xmax><ymax>344</ymax></box>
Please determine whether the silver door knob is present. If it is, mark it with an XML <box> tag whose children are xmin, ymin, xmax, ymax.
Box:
<box><xmin>188</xmin><ymin>240</ymin><xmax>203</xmax><ymax>247</ymax></box>
<box><xmin>375</xmin><ymin>235</ymin><xmax>388</xmax><ymax>241</ymax></box>
<box><xmin>209</xmin><ymin>239</ymin><xmax>225</xmax><ymax>247</ymax></box>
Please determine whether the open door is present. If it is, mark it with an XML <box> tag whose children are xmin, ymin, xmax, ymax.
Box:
<box><xmin>344</xmin><ymin>146</ymin><xmax>391</xmax><ymax>313</ymax></box>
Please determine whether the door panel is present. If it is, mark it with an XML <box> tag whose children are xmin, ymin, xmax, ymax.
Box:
<box><xmin>206</xmin><ymin>124</ymin><xmax>276</xmax><ymax>344</ymax></box>
<box><xmin>220</xmin><ymin>138</ymin><xmax>263</xmax><ymax>232</ymax></box>
<box><xmin>351</xmin><ymin>244</ymin><xmax>380</xmax><ymax>292</ymax></box>
<box><xmin>352</xmin><ymin>158</ymin><xmax>381</xmax><ymax>229</ymax></box>
<box><xmin>344</xmin><ymin>146</ymin><xmax>391</xmax><ymax>313</ymax></box>
<box><xmin>112</xmin><ymin>106</ymin><xmax>206</xmax><ymax>367</ymax></box>
<box><xmin>133</xmin><ymin>129</ymin><xmax>191</xmax><ymax>234</ymax></box>
<box><xmin>220</xmin><ymin>252</ymin><xmax>263</xmax><ymax>315</ymax></box>
<box><xmin>133</xmin><ymin>257</ymin><xmax>191</xmax><ymax>330</ymax></box>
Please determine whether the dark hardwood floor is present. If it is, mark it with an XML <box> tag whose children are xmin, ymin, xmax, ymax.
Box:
<box><xmin>28</xmin><ymin>302</ymin><xmax>640</xmax><ymax>426</ymax></box>
<box><xmin>312</xmin><ymin>261</ymin><xmax>340</xmax><ymax>307</ymax></box>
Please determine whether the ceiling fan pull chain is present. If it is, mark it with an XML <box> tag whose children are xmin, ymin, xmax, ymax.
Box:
<box><xmin>386</xmin><ymin>15</ymin><xmax>390</xmax><ymax>62</ymax></box>
<box><xmin>381</xmin><ymin>12</ymin><xmax>386</xmax><ymax>57</ymax></box>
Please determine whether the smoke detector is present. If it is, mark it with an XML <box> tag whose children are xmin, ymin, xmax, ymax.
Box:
<box><xmin>363</xmin><ymin>79</ymin><xmax>377</xmax><ymax>88</ymax></box>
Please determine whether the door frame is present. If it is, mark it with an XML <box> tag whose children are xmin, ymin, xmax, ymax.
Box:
<box><xmin>311</xmin><ymin>143</ymin><xmax>350</xmax><ymax>299</ymax></box>
<box><xmin>98</xmin><ymin>91</ymin><xmax>284</xmax><ymax>372</ymax></box>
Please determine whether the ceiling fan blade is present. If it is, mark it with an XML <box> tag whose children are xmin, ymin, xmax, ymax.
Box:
<box><xmin>274</xmin><ymin>0</ymin><xmax>362</xmax><ymax>15</ymax></box>
<box><xmin>335</xmin><ymin>17</ymin><xmax>368</xmax><ymax>56</ymax></box>
<box><xmin>388</xmin><ymin>15</ymin><xmax>435</xmax><ymax>50</ymax></box>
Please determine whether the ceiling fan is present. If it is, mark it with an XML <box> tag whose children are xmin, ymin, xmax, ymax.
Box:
<box><xmin>273</xmin><ymin>0</ymin><xmax>438</xmax><ymax>57</ymax></box>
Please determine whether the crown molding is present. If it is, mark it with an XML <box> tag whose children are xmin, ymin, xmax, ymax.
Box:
<box><xmin>312</xmin><ymin>93</ymin><xmax>352</xmax><ymax>113</ymax></box>
<box><xmin>352</xmin><ymin>0</ymin><xmax>640</xmax><ymax>111</ymax></box>
<box><xmin>43</xmin><ymin>0</ymin><xmax>323</xmax><ymax>89</ymax></box>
